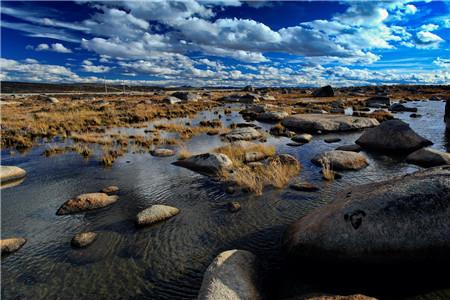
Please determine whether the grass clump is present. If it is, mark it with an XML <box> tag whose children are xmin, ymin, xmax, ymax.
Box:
<box><xmin>320</xmin><ymin>157</ymin><xmax>335</xmax><ymax>181</ymax></box>
<box><xmin>214</xmin><ymin>143</ymin><xmax>275</xmax><ymax>166</ymax></box>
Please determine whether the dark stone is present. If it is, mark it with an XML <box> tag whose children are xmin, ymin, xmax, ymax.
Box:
<box><xmin>227</xmin><ymin>201</ymin><xmax>241</xmax><ymax>213</ymax></box>
<box><xmin>324</xmin><ymin>138</ymin><xmax>341</xmax><ymax>143</ymax></box>
<box><xmin>312</xmin><ymin>85</ymin><xmax>334</xmax><ymax>97</ymax></box>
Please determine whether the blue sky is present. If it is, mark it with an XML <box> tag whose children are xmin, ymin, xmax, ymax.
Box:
<box><xmin>1</xmin><ymin>0</ymin><xmax>449</xmax><ymax>87</ymax></box>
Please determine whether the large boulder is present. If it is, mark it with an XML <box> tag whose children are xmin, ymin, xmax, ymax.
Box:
<box><xmin>136</xmin><ymin>205</ymin><xmax>180</xmax><ymax>226</ymax></box>
<box><xmin>356</xmin><ymin>119</ymin><xmax>432</xmax><ymax>153</ymax></box>
<box><xmin>445</xmin><ymin>98</ymin><xmax>449</xmax><ymax>130</ymax></box>
<box><xmin>198</xmin><ymin>250</ymin><xmax>262</xmax><ymax>300</ymax></box>
<box><xmin>225</xmin><ymin>127</ymin><xmax>263</xmax><ymax>141</ymax></box>
<box><xmin>406</xmin><ymin>147</ymin><xmax>450</xmax><ymax>167</ymax></box>
<box><xmin>173</xmin><ymin>153</ymin><xmax>233</xmax><ymax>175</ymax></box>
<box><xmin>365</xmin><ymin>96</ymin><xmax>390</xmax><ymax>108</ymax></box>
<box><xmin>312</xmin><ymin>150</ymin><xmax>369</xmax><ymax>170</ymax></box>
<box><xmin>282</xmin><ymin>114</ymin><xmax>379</xmax><ymax>133</ymax></box>
<box><xmin>313</xmin><ymin>85</ymin><xmax>334</xmax><ymax>97</ymax></box>
<box><xmin>0</xmin><ymin>166</ymin><xmax>26</xmax><ymax>184</ymax></box>
<box><xmin>56</xmin><ymin>193</ymin><xmax>119</xmax><ymax>215</ymax></box>
<box><xmin>284</xmin><ymin>166</ymin><xmax>450</xmax><ymax>264</ymax></box>
<box><xmin>171</xmin><ymin>91</ymin><xmax>200</xmax><ymax>102</ymax></box>
<box><xmin>1</xmin><ymin>237</ymin><xmax>26</xmax><ymax>255</ymax></box>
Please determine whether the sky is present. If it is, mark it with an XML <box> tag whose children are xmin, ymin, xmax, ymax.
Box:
<box><xmin>0</xmin><ymin>0</ymin><xmax>449</xmax><ymax>87</ymax></box>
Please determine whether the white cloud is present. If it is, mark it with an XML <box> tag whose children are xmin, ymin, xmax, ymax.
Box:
<box><xmin>420</xmin><ymin>23</ymin><xmax>439</xmax><ymax>31</ymax></box>
<box><xmin>415</xmin><ymin>31</ymin><xmax>444</xmax><ymax>48</ymax></box>
<box><xmin>81</xmin><ymin>59</ymin><xmax>111</xmax><ymax>73</ymax></box>
<box><xmin>33</xmin><ymin>43</ymin><xmax>72</xmax><ymax>53</ymax></box>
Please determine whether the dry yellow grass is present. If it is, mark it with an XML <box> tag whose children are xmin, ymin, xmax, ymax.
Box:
<box><xmin>177</xmin><ymin>146</ymin><xmax>192</xmax><ymax>160</ymax></box>
<box><xmin>319</xmin><ymin>157</ymin><xmax>335</xmax><ymax>181</ymax></box>
<box><xmin>214</xmin><ymin>143</ymin><xmax>276</xmax><ymax>166</ymax></box>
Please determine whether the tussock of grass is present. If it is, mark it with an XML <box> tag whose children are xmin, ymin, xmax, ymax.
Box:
<box><xmin>154</xmin><ymin>122</ymin><xmax>229</xmax><ymax>140</ymax></box>
<box><xmin>177</xmin><ymin>147</ymin><xmax>192</xmax><ymax>160</ymax></box>
<box><xmin>214</xmin><ymin>143</ymin><xmax>275</xmax><ymax>166</ymax></box>
<box><xmin>320</xmin><ymin>157</ymin><xmax>335</xmax><ymax>181</ymax></box>
<box><xmin>219</xmin><ymin>156</ymin><xmax>300</xmax><ymax>195</ymax></box>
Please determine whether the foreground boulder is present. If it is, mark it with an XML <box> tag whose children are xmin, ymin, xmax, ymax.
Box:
<box><xmin>312</xmin><ymin>150</ymin><xmax>369</xmax><ymax>170</ymax></box>
<box><xmin>1</xmin><ymin>237</ymin><xmax>26</xmax><ymax>255</ymax></box>
<box><xmin>406</xmin><ymin>147</ymin><xmax>450</xmax><ymax>167</ymax></box>
<box><xmin>71</xmin><ymin>232</ymin><xmax>97</xmax><ymax>248</ymax></box>
<box><xmin>282</xmin><ymin>114</ymin><xmax>379</xmax><ymax>133</ymax></box>
<box><xmin>173</xmin><ymin>153</ymin><xmax>232</xmax><ymax>176</ymax></box>
<box><xmin>0</xmin><ymin>166</ymin><xmax>26</xmax><ymax>184</ymax></box>
<box><xmin>356</xmin><ymin>119</ymin><xmax>432</xmax><ymax>153</ymax></box>
<box><xmin>313</xmin><ymin>85</ymin><xmax>334</xmax><ymax>97</ymax></box>
<box><xmin>284</xmin><ymin>166</ymin><xmax>450</xmax><ymax>264</ymax></box>
<box><xmin>136</xmin><ymin>205</ymin><xmax>180</xmax><ymax>226</ymax></box>
<box><xmin>198</xmin><ymin>250</ymin><xmax>261</xmax><ymax>300</ymax></box>
<box><xmin>225</xmin><ymin>127</ymin><xmax>263</xmax><ymax>141</ymax></box>
<box><xmin>57</xmin><ymin>193</ymin><xmax>119</xmax><ymax>215</ymax></box>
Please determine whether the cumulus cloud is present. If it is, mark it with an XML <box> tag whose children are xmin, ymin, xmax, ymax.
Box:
<box><xmin>415</xmin><ymin>31</ymin><xmax>444</xmax><ymax>48</ymax></box>
<box><xmin>32</xmin><ymin>43</ymin><xmax>73</xmax><ymax>53</ymax></box>
<box><xmin>81</xmin><ymin>59</ymin><xmax>111</xmax><ymax>73</ymax></box>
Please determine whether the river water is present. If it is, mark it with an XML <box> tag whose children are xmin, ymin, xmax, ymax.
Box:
<box><xmin>1</xmin><ymin>100</ymin><xmax>449</xmax><ymax>299</ymax></box>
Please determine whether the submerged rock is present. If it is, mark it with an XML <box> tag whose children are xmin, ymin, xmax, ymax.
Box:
<box><xmin>312</xmin><ymin>150</ymin><xmax>369</xmax><ymax>170</ymax></box>
<box><xmin>389</xmin><ymin>103</ymin><xmax>418</xmax><ymax>112</ymax></box>
<box><xmin>324</xmin><ymin>137</ymin><xmax>341</xmax><ymax>143</ymax></box>
<box><xmin>284</xmin><ymin>166</ymin><xmax>450</xmax><ymax>264</ymax></box>
<box><xmin>406</xmin><ymin>147</ymin><xmax>450</xmax><ymax>167</ymax></box>
<box><xmin>173</xmin><ymin>153</ymin><xmax>232</xmax><ymax>176</ymax></box>
<box><xmin>151</xmin><ymin>148</ymin><xmax>175</xmax><ymax>157</ymax></box>
<box><xmin>282</xmin><ymin>114</ymin><xmax>379</xmax><ymax>133</ymax></box>
<box><xmin>56</xmin><ymin>193</ymin><xmax>119</xmax><ymax>215</ymax></box>
<box><xmin>198</xmin><ymin>249</ymin><xmax>261</xmax><ymax>300</ymax></box>
<box><xmin>356</xmin><ymin>119</ymin><xmax>432</xmax><ymax>153</ymax></box>
<box><xmin>312</xmin><ymin>85</ymin><xmax>334</xmax><ymax>97</ymax></box>
<box><xmin>225</xmin><ymin>127</ymin><xmax>263</xmax><ymax>141</ymax></box>
<box><xmin>71</xmin><ymin>232</ymin><xmax>97</xmax><ymax>248</ymax></box>
<box><xmin>0</xmin><ymin>166</ymin><xmax>27</xmax><ymax>184</ymax></box>
<box><xmin>1</xmin><ymin>237</ymin><xmax>26</xmax><ymax>255</ymax></box>
<box><xmin>136</xmin><ymin>205</ymin><xmax>180</xmax><ymax>226</ymax></box>
<box><xmin>227</xmin><ymin>201</ymin><xmax>241</xmax><ymax>213</ymax></box>
<box><xmin>100</xmin><ymin>185</ymin><xmax>119</xmax><ymax>194</ymax></box>
<box><xmin>290</xmin><ymin>182</ymin><xmax>319</xmax><ymax>192</ymax></box>
<box><xmin>335</xmin><ymin>144</ymin><xmax>362</xmax><ymax>152</ymax></box>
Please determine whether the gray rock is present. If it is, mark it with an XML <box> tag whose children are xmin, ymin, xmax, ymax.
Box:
<box><xmin>335</xmin><ymin>144</ymin><xmax>362</xmax><ymax>152</ymax></box>
<box><xmin>163</xmin><ymin>96</ymin><xmax>182</xmax><ymax>104</ymax></box>
<box><xmin>100</xmin><ymin>185</ymin><xmax>119</xmax><ymax>194</ymax></box>
<box><xmin>389</xmin><ymin>103</ymin><xmax>417</xmax><ymax>112</ymax></box>
<box><xmin>171</xmin><ymin>91</ymin><xmax>200</xmax><ymax>102</ymax></box>
<box><xmin>284</xmin><ymin>166</ymin><xmax>450</xmax><ymax>264</ymax></box>
<box><xmin>366</xmin><ymin>96</ymin><xmax>390</xmax><ymax>107</ymax></box>
<box><xmin>292</xmin><ymin>134</ymin><xmax>313</xmax><ymax>143</ymax></box>
<box><xmin>324</xmin><ymin>137</ymin><xmax>341</xmax><ymax>143</ymax></box>
<box><xmin>151</xmin><ymin>148</ymin><xmax>175</xmax><ymax>157</ymax></box>
<box><xmin>244</xmin><ymin>151</ymin><xmax>271</xmax><ymax>163</ymax></box>
<box><xmin>228</xmin><ymin>201</ymin><xmax>241</xmax><ymax>213</ymax></box>
<box><xmin>173</xmin><ymin>153</ymin><xmax>233</xmax><ymax>175</ymax></box>
<box><xmin>71</xmin><ymin>232</ymin><xmax>97</xmax><ymax>248</ymax></box>
<box><xmin>136</xmin><ymin>205</ymin><xmax>180</xmax><ymax>226</ymax></box>
<box><xmin>256</xmin><ymin>111</ymin><xmax>289</xmax><ymax>122</ymax></box>
<box><xmin>57</xmin><ymin>193</ymin><xmax>119</xmax><ymax>215</ymax></box>
<box><xmin>0</xmin><ymin>166</ymin><xmax>26</xmax><ymax>184</ymax></box>
<box><xmin>225</xmin><ymin>127</ymin><xmax>263</xmax><ymax>141</ymax></box>
<box><xmin>356</xmin><ymin>119</ymin><xmax>432</xmax><ymax>153</ymax></box>
<box><xmin>198</xmin><ymin>249</ymin><xmax>262</xmax><ymax>300</ymax></box>
<box><xmin>1</xmin><ymin>237</ymin><xmax>26</xmax><ymax>255</ymax></box>
<box><xmin>313</xmin><ymin>85</ymin><xmax>334</xmax><ymax>97</ymax></box>
<box><xmin>406</xmin><ymin>147</ymin><xmax>450</xmax><ymax>167</ymax></box>
<box><xmin>312</xmin><ymin>150</ymin><xmax>369</xmax><ymax>170</ymax></box>
<box><xmin>290</xmin><ymin>182</ymin><xmax>319</xmax><ymax>192</ymax></box>
<box><xmin>239</xmin><ymin>93</ymin><xmax>260</xmax><ymax>104</ymax></box>
<box><xmin>282</xmin><ymin>114</ymin><xmax>379</xmax><ymax>133</ymax></box>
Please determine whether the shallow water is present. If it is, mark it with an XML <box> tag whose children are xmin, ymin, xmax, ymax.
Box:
<box><xmin>1</xmin><ymin>100</ymin><xmax>449</xmax><ymax>300</ymax></box>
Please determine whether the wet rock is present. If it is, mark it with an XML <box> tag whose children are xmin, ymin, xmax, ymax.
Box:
<box><xmin>290</xmin><ymin>182</ymin><xmax>319</xmax><ymax>192</ymax></box>
<box><xmin>256</xmin><ymin>111</ymin><xmax>289</xmax><ymax>122</ymax></box>
<box><xmin>335</xmin><ymin>144</ymin><xmax>362</xmax><ymax>152</ymax></box>
<box><xmin>198</xmin><ymin>249</ymin><xmax>261</xmax><ymax>300</ymax></box>
<box><xmin>389</xmin><ymin>103</ymin><xmax>418</xmax><ymax>112</ymax></box>
<box><xmin>406</xmin><ymin>147</ymin><xmax>450</xmax><ymax>167</ymax></box>
<box><xmin>151</xmin><ymin>148</ymin><xmax>175</xmax><ymax>157</ymax></box>
<box><xmin>0</xmin><ymin>165</ymin><xmax>26</xmax><ymax>184</ymax></box>
<box><xmin>71</xmin><ymin>232</ymin><xmax>97</xmax><ymax>248</ymax></box>
<box><xmin>284</xmin><ymin>166</ymin><xmax>450</xmax><ymax>264</ymax></box>
<box><xmin>100</xmin><ymin>185</ymin><xmax>119</xmax><ymax>194</ymax></box>
<box><xmin>173</xmin><ymin>153</ymin><xmax>233</xmax><ymax>176</ymax></box>
<box><xmin>56</xmin><ymin>193</ymin><xmax>119</xmax><ymax>215</ymax></box>
<box><xmin>270</xmin><ymin>124</ymin><xmax>295</xmax><ymax>137</ymax></box>
<box><xmin>366</xmin><ymin>96</ymin><xmax>390</xmax><ymax>107</ymax></box>
<box><xmin>292</xmin><ymin>134</ymin><xmax>313</xmax><ymax>143</ymax></box>
<box><xmin>163</xmin><ymin>96</ymin><xmax>181</xmax><ymax>104</ymax></box>
<box><xmin>136</xmin><ymin>205</ymin><xmax>180</xmax><ymax>226</ymax></box>
<box><xmin>287</xmin><ymin>143</ymin><xmax>304</xmax><ymax>147</ymax></box>
<box><xmin>1</xmin><ymin>237</ymin><xmax>26</xmax><ymax>255</ymax></box>
<box><xmin>324</xmin><ymin>137</ymin><xmax>341</xmax><ymax>143</ymax></box>
<box><xmin>410</xmin><ymin>113</ymin><xmax>421</xmax><ymax>118</ymax></box>
<box><xmin>225</xmin><ymin>127</ymin><xmax>263</xmax><ymax>141</ymax></box>
<box><xmin>171</xmin><ymin>91</ymin><xmax>200</xmax><ymax>102</ymax></box>
<box><xmin>312</xmin><ymin>150</ymin><xmax>369</xmax><ymax>170</ymax></box>
<box><xmin>227</xmin><ymin>201</ymin><xmax>241</xmax><ymax>213</ymax></box>
<box><xmin>313</xmin><ymin>85</ymin><xmax>334</xmax><ymax>97</ymax></box>
<box><xmin>282</xmin><ymin>114</ymin><xmax>379</xmax><ymax>133</ymax></box>
<box><xmin>356</xmin><ymin>119</ymin><xmax>432</xmax><ymax>153</ymax></box>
